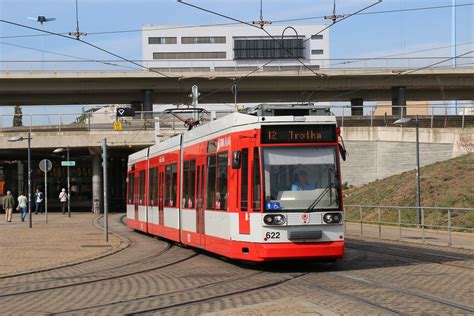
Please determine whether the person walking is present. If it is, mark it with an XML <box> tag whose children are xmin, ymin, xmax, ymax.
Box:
<box><xmin>2</xmin><ymin>190</ymin><xmax>15</xmax><ymax>222</ymax></box>
<box><xmin>17</xmin><ymin>192</ymin><xmax>28</xmax><ymax>222</ymax></box>
<box><xmin>59</xmin><ymin>188</ymin><xmax>68</xmax><ymax>215</ymax></box>
<box><xmin>34</xmin><ymin>188</ymin><xmax>44</xmax><ymax>215</ymax></box>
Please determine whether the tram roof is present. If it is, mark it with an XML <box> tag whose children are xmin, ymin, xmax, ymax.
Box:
<box><xmin>130</xmin><ymin>111</ymin><xmax>337</xmax><ymax>163</ymax></box>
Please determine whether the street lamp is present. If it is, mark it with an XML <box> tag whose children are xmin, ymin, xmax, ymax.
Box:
<box><xmin>53</xmin><ymin>146</ymin><xmax>71</xmax><ymax>218</ymax></box>
<box><xmin>27</xmin><ymin>15</ymin><xmax>56</xmax><ymax>70</ymax></box>
<box><xmin>8</xmin><ymin>133</ymin><xmax>33</xmax><ymax>228</ymax></box>
<box><xmin>393</xmin><ymin>115</ymin><xmax>422</xmax><ymax>225</ymax></box>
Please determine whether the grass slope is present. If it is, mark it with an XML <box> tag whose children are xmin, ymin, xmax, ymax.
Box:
<box><xmin>344</xmin><ymin>153</ymin><xmax>474</xmax><ymax>229</ymax></box>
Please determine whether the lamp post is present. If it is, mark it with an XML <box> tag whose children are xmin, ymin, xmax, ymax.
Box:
<box><xmin>8</xmin><ymin>133</ymin><xmax>33</xmax><ymax>228</ymax></box>
<box><xmin>53</xmin><ymin>146</ymin><xmax>71</xmax><ymax>217</ymax></box>
<box><xmin>393</xmin><ymin>117</ymin><xmax>422</xmax><ymax>225</ymax></box>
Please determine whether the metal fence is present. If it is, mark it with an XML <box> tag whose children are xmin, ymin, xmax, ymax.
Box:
<box><xmin>344</xmin><ymin>205</ymin><xmax>474</xmax><ymax>247</ymax></box>
<box><xmin>0</xmin><ymin>110</ymin><xmax>234</xmax><ymax>133</ymax></box>
<box><xmin>1</xmin><ymin>105</ymin><xmax>473</xmax><ymax>133</ymax></box>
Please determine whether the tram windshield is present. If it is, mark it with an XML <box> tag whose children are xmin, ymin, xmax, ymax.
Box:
<box><xmin>262</xmin><ymin>146</ymin><xmax>340</xmax><ymax>212</ymax></box>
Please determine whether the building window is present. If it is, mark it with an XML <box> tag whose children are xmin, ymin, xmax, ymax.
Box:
<box><xmin>182</xmin><ymin>36</ymin><xmax>226</xmax><ymax>44</ymax></box>
<box><xmin>153</xmin><ymin>52</ymin><xmax>227</xmax><ymax>59</ymax></box>
<box><xmin>311</xmin><ymin>49</ymin><xmax>324</xmax><ymax>55</ymax></box>
<box><xmin>234</xmin><ymin>38</ymin><xmax>304</xmax><ymax>59</ymax></box>
<box><xmin>148</xmin><ymin>37</ymin><xmax>177</xmax><ymax>44</ymax></box>
<box><xmin>311</xmin><ymin>34</ymin><xmax>323</xmax><ymax>40</ymax></box>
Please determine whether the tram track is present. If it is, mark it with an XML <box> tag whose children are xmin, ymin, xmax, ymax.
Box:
<box><xmin>54</xmin><ymin>270</ymin><xmax>269</xmax><ymax>315</ymax></box>
<box><xmin>0</xmin><ymin>215</ymin><xmax>198</xmax><ymax>297</ymax></box>
<box><xmin>331</xmin><ymin>271</ymin><xmax>474</xmax><ymax>313</ymax></box>
<box><xmin>346</xmin><ymin>239</ymin><xmax>473</xmax><ymax>271</ymax></box>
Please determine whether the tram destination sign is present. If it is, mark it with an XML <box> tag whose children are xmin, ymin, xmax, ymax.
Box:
<box><xmin>261</xmin><ymin>124</ymin><xmax>337</xmax><ymax>144</ymax></box>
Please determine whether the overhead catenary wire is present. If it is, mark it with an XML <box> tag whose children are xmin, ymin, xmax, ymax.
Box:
<box><xmin>177</xmin><ymin>0</ymin><xmax>382</xmax><ymax>102</ymax></box>
<box><xmin>0</xmin><ymin>41</ymin><xmax>142</xmax><ymax>70</ymax></box>
<box><xmin>1</xmin><ymin>2</ymin><xmax>473</xmax><ymax>40</ymax></box>
<box><xmin>0</xmin><ymin>18</ymin><xmax>170</xmax><ymax>77</ymax></box>
<box><xmin>313</xmin><ymin>50</ymin><xmax>474</xmax><ymax>103</ymax></box>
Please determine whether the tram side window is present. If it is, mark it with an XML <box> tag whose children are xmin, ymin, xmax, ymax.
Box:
<box><xmin>139</xmin><ymin>170</ymin><xmax>146</xmax><ymax>204</ymax></box>
<box><xmin>127</xmin><ymin>173</ymin><xmax>134</xmax><ymax>204</ymax></box>
<box><xmin>216</xmin><ymin>152</ymin><xmax>228</xmax><ymax>210</ymax></box>
<box><xmin>165</xmin><ymin>163</ymin><xmax>178</xmax><ymax>207</ymax></box>
<box><xmin>253</xmin><ymin>148</ymin><xmax>261</xmax><ymax>211</ymax></box>
<box><xmin>241</xmin><ymin>149</ymin><xmax>248</xmax><ymax>211</ymax></box>
<box><xmin>149</xmin><ymin>167</ymin><xmax>158</xmax><ymax>206</ymax></box>
<box><xmin>183</xmin><ymin>162</ymin><xmax>189</xmax><ymax>207</ymax></box>
<box><xmin>206</xmin><ymin>155</ymin><xmax>217</xmax><ymax>210</ymax></box>
<box><xmin>190</xmin><ymin>160</ymin><xmax>196</xmax><ymax>207</ymax></box>
<box><xmin>183</xmin><ymin>160</ymin><xmax>196</xmax><ymax>208</ymax></box>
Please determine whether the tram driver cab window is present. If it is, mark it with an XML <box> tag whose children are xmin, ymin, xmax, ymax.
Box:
<box><xmin>263</xmin><ymin>146</ymin><xmax>340</xmax><ymax>212</ymax></box>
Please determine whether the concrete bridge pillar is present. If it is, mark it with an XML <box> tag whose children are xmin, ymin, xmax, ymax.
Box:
<box><xmin>92</xmin><ymin>154</ymin><xmax>102</xmax><ymax>212</ymax></box>
<box><xmin>391</xmin><ymin>86</ymin><xmax>407</xmax><ymax>117</ymax></box>
<box><xmin>350</xmin><ymin>98</ymin><xmax>364</xmax><ymax>116</ymax></box>
<box><xmin>143</xmin><ymin>89</ymin><xmax>154</xmax><ymax>119</ymax></box>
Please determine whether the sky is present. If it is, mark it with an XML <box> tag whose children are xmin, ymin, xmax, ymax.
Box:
<box><xmin>0</xmin><ymin>0</ymin><xmax>473</xmax><ymax>116</ymax></box>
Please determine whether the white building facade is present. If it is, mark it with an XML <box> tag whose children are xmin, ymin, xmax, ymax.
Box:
<box><xmin>142</xmin><ymin>24</ymin><xmax>329</xmax><ymax>72</ymax></box>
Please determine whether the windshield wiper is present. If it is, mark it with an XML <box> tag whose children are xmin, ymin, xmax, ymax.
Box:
<box><xmin>305</xmin><ymin>166</ymin><xmax>340</xmax><ymax>213</ymax></box>
<box><xmin>305</xmin><ymin>183</ymin><xmax>333</xmax><ymax>213</ymax></box>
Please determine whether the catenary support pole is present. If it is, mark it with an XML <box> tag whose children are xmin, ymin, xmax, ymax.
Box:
<box><xmin>67</xmin><ymin>146</ymin><xmax>71</xmax><ymax>217</ymax></box>
<box><xmin>415</xmin><ymin>115</ymin><xmax>421</xmax><ymax>225</ymax></box>
<box><xmin>28</xmin><ymin>132</ymin><xmax>32</xmax><ymax>228</ymax></box>
<box><xmin>102</xmin><ymin>138</ymin><xmax>109</xmax><ymax>242</ymax></box>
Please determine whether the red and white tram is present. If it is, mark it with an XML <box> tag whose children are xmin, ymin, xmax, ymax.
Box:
<box><xmin>127</xmin><ymin>104</ymin><xmax>346</xmax><ymax>262</ymax></box>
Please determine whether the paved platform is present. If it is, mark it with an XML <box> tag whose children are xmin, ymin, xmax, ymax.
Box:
<box><xmin>345</xmin><ymin>222</ymin><xmax>473</xmax><ymax>250</ymax></box>
<box><xmin>0</xmin><ymin>212</ymin><xmax>127</xmax><ymax>276</ymax></box>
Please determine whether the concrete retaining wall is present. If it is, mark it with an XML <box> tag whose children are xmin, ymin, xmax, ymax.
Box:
<box><xmin>341</xmin><ymin>127</ymin><xmax>474</xmax><ymax>186</ymax></box>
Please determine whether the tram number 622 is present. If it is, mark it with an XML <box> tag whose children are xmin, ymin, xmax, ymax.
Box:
<box><xmin>265</xmin><ymin>232</ymin><xmax>280</xmax><ymax>239</ymax></box>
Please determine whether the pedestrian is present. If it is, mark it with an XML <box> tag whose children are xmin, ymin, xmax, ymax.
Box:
<box><xmin>2</xmin><ymin>190</ymin><xmax>15</xmax><ymax>222</ymax></box>
<box><xmin>35</xmin><ymin>188</ymin><xmax>44</xmax><ymax>215</ymax></box>
<box><xmin>17</xmin><ymin>192</ymin><xmax>28</xmax><ymax>222</ymax></box>
<box><xmin>59</xmin><ymin>188</ymin><xmax>68</xmax><ymax>215</ymax></box>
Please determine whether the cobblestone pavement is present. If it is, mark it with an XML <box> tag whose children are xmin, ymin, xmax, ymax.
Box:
<box><xmin>0</xmin><ymin>213</ymin><xmax>125</xmax><ymax>276</ymax></box>
<box><xmin>0</xmin><ymin>214</ymin><xmax>472</xmax><ymax>315</ymax></box>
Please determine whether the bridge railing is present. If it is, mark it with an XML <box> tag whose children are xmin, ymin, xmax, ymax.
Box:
<box><xmin>0</xmin><ymin>110</ymin><xmax>235</xmax><ymax>133</ymax></box>
<box><xmin>344</xmin><ymin>204</ymin><xmax>474</xmax><ymax>248</ymax></box>
<box><xmin>0</xmin><ymin>105</ymin><xmax>473</xmax><ymax>133</ymax></box>
<box><xmin>1</xmin><ymin>57</ymin><xmax>473</xmax><ymax>72</ymax></box>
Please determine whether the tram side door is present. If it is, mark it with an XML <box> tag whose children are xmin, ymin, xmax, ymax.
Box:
<box><xmin>238</xmin><ymin>143</ymin><xmax>252</xmax><ymax>235</ymax></box>
<box><xmin>158</xmin><ymin>166</ymin><xmax>165</xmax><ymax>234</ymax></box>
<box><xmin>134</xmin><ymin>172</ymin><xmax>139</xmax><ymax>221</ymax></box>
<box><xmin>195</xmin><ymin>159</ymin><xmax>206</xmax><ymax>247</ymax></box>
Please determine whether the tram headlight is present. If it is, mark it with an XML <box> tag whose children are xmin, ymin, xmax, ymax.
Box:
<box><xmin>323</xmin><ymin>212</ymin><xmax>343</xmax><ymax>224</ymax></box>
<box><xmin>263</xmin><ymin>214</ymin><xmax>286</xmax><ymax>226</ymax></box>
<box><xmin>273</xmin><ymin>215</ymin><xmax>286</xmax><ymax>225</ymax></box>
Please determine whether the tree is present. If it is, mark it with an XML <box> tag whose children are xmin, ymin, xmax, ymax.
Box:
<box><xmin>13</xmin><ymin>106</ymin><xmax>23</xmax><ymax>127</ymax></box>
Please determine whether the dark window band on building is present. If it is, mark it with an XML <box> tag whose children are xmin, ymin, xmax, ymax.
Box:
<box><xmin>148</xmin><ymin>37</ymin><xmax>177</xmax><ymax>44</ymax></box>
<box><xmin>153</xmin><ymin>52</ymin><xmax>227</xmax><ymax>60</ymax></box>
<box><xmin>234</xmin><ymin>38</ymin><xmax>305</xmax><ymax>60</ymax></box>
<box><xmin>311</xmin><ymin>49</ymin><xmax>324</xmax><ymax>55</ymax></box>
<box><xmin>182</xmin><ymin>36</ymin><xmax>226</xmax><ymax>44</ymax></box>
<box><xmin>311</xmin><ymin>34</ymin><xmax>324</xmax><ymax>40</ymax></box>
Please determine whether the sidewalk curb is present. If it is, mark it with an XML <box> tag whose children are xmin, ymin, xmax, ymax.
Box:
<box><xmin>0</xmin><ymin>214</ymin><xmax>131</xmax><ymax>279</ymax></box>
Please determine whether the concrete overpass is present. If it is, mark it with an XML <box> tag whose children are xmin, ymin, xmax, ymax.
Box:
<box><xmin>1</xmin><ymin>68</ymin><xmax>473</xmax><ymax>115</ymax></box>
